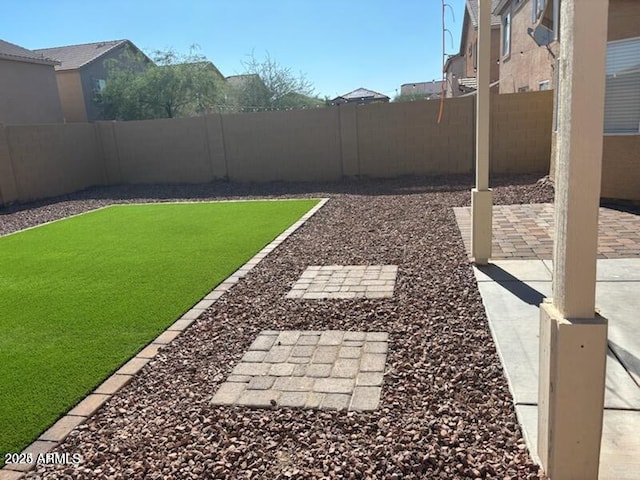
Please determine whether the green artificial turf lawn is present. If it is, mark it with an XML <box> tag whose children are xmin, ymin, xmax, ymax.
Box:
<box><xmin>0</xmin><ymin>199</ymin><xmax>318</xmax><ymax>461</ymax></box>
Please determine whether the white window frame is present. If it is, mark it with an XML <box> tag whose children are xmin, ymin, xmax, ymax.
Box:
<box><xmin>539</xmin><ymin>80</ymin><xmax>550</xmax><ymax>91</ymax></box>
<box><xmin>552</xmin><ymin>0</ymin><xmax>560</xmax><ymax>42</ymax></box>
<box><xmin>92</xmin><ymin>78</ymin><xmax>106</xmax><ymax>94</ymax></box>
<box><xmin>502</xmin><ymin>12</ymin><xmax>511</xmax><ymax>58</ymax></box>
<box><xmin>604</xmin><ymin>36</ymin><xmax>640</xmax><ymax>134</ymax></box>
<box><xmin>532</xmin><ymin>0</ymin><xmax>546</xmax><ymax>23</ymax></box>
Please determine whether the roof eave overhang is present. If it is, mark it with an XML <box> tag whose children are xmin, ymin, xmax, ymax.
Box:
<box><xmin>493</xmin><ymin>0</ymin><xmax>511</xmax><ymax>15</ymax></box>
<box><xmin>0</xmin><ymin>52</ymin><xmax>59</xmax><ymax>66</ymax></box>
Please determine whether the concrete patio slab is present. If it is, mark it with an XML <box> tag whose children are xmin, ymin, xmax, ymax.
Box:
<box><xmin>211</xmin><ymin>330</ymin><xmax>387</xmax><ymax>411</ymax></box>
<box><xmin>543</xmin><ymin>258</ymin><xmax>640</xmax><ymax>282</ymax></box>
<box><xmin>516</xmin><ymin>405</ymin><xmax>640</xmax><ymax>480</ymax></box>
<box><xmin>474</xmin><ymin>259</ymin><xmax>552</xmax><ymax>282</ymax></box>
<box><xmin>541</xmin><ymin>259</ymin><xmax>640</xmax><ymax>384</ymax></box>
<box><xmin>478</xmin><ymin>275</ymin><xmax>640</xmax><ymax>409</ymax></box>
<box><xmin>475</xmin><ymin>259</ymin><xmax>640</xmax><ymax>478</ymax></box>
<box><xmin>597</xmin><ymin>279</ymin><xmax>640</xmax><ymax>386</ymax></box>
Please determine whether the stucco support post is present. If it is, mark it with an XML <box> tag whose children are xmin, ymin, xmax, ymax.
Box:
<box><xmin>471</xmin><ymin>0</ymin><xmax>492</xmax><ymax>265</ymax></box>
<box><xmin>538</xmin><ymin>1</ymin><xmax>609</xmax><ymax>479</ymax></box>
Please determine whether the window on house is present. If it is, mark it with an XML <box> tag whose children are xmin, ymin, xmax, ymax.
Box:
<box><xmin>532</xmin><ymin>0</ymin><xmax>546</xmax><ymax>23</ymax></box>
<box><xmin>473</xmin><ymin>41</ymin><xmax>478</xmax><ymax>70</ymax></box>
<box><xmin>604</xmin><ymin>37</ymin><xmax>640</xmax><ymax>134</ymax></box>
<box><xmin>539</xmin><ymin>81</ymin><xmax>550</xmax><ymax>91</ymax></box>
<box><xmin>502</xmin><ymin>12</ymin><xmax>511</xmax><ymax>57</ymax></box>
<box><xmin>518</xmin><ymin>86</ymin><xmax>530</xmax><ymax>93</ymax></box>
<box><xmin>552</xmin><ymin>0</ymin><xmax>560</xmax><ymax>42</ymax></box>
<box><xmin>92</xmin><ymin>78</ymin><xmax>106</xmax><ymax>94</ymax></box>
<box><xmin>553</xmin><ymin>59</ymin><xmax>559</xmax><ymax>132</ymax></box>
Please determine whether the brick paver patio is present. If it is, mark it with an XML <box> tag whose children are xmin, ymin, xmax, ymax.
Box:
<box><xmin>286</xmin><ymin>265</ymin><xmax>398</xmax><ymax>299</ymax></box>
<box><xmin>454</xmin><ymin>203</ymin><xmax>640</xmax><ymax>260</ymax></box>
<box><xmin>211</xmin><ymin>330</ymin><xmax>388</xmax><ymax>411</ymax></box>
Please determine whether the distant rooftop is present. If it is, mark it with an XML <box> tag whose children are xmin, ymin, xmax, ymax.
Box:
<box><xmin>0</xmin><ymin>39</ymin><xmax>58</xmax><ymax>66</ymax></box>
<box><xmin>401</xmin><ymin>81</ymin><xmax>444</xmax><ymax>96</ymax></box>
<box><xmin>33</xmin><ymin>40</ymin><xmax>132</xmax><ymax>70</ymax></box>
<box><xmin>337</xmin><ymin>88</ymin><xmax>389</xmax><ymax>101</ymax></box>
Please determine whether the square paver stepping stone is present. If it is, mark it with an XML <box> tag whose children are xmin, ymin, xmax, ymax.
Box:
<box><xmin>211</xmin><ymin>330</ymin><xmax>388</xmax><ymax>411</ymax></box>
<box><xmin>286</xmin><ymin>265</ymin><xmax>398</xmax><ymax>299</ymax></box>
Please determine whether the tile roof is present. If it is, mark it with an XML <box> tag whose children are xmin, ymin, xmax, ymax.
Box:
<box><xmin>339</xmin><ymin>88</ymin><xmax>389</xmax><ymax>101</ymax></box>
<box><xmin>33</xmin><ymin>40</ymin><xmax>128</xmax><ymax>70</ymax></box>
<box><xmin>401</xmin><ymin>81</ymin><xmax>444</xmax><ymax>96</ymax></box>
<box><xmin>466</xmin><ymin>0</ymin><xmax>502</xmax><ymax>27</ymax></box>
<box><xmin>0</xmin><ymin>39</ymin><xmax>58</xmax><ymax>65</ymax></box>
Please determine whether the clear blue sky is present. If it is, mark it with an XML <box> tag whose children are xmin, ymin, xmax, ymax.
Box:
<box><xmin>2</xmin><ymin>0</ymin><xmax>466</xmax><ymax>99</ymax></box>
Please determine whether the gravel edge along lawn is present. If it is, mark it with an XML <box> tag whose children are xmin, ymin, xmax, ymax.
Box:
<box><xmin>1</xmin><ymin>175</ymin><xmax>553</xmax><ymax>479</ymax></box>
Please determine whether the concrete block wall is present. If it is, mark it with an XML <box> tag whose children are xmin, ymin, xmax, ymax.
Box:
<box><xmin>1</xmin><ymin>92</ymin><xmax>560</xmax><ymax>206</ymax></box>
<box><xmin>0</xmin><ymin>123</ymin><xmax>102</xmax><ymax>204</ymax></box>
<box><xmin>222</xmin><ymin>107</ymin><xmax>342</xmax><ymax>182</ymax></box>
<box><xmin>108</xmin><ymin>117</ymin><xmax>214</xmax><ymax>184</ymax></box>
<box><xmin>357</xmin><ymin>97</ymin><xmax>475</xmax><ymax>177</ymax></box>
<box><xmin>491</xmin><ymin>90</ymin><xmax>553</xmax><ymax>174</ymax></box>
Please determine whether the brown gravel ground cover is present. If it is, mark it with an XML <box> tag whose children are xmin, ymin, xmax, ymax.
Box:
<box><xmin>3</xmin><ymin>174</ymin><xmax>553</xmax><ymax>479</ymax></box>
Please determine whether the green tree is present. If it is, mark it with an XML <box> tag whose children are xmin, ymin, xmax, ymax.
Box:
<box><xmin>101</xmin><ymin>46</ymin><xmax>226</xmax><ymax>120</ymax></box>
<box><xmin>234</xmin><ymin>52</ymin><xmax>323</xmax><ymax>111</ymax></box>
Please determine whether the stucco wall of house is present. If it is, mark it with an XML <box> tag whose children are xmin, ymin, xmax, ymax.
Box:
<box><xmin>497</xmin><ymin>0</ymin><xmax>558</xmax><ymax>94</ymax></box>
<box><xmin>603</xmin><ymin>0</ymin><xmax>640</xmax><ymax>202</ymax></box>
<box><xmin>601</xmin><ymin>135</ymin><xmax>640</xmax><ymax>201</ymax></box>
<box><xmin>497</xmin><ymin>0</ymin><xmax>640</xmax><ymax>95</ymax></box>
<box><xmin>56</xmin><ymin>70</ymin><xmax>87</xmax><ymax>122</ymax></box>
<box><xmin>462</xmin><ymin>23</ymin><xmax>501</xmax><ymax>83</ymax></box>
<box><xmin>0</xmin><ymin>59</ymin><xmax>63</xmax><ymax>124</ymax></box>
<box><xmin>608</xmin><ymin>0</ymin><xmax>640</xmax><ymax>41</ymax></box>
<box><xmin>547</xmin><ymin>0</ymin><xmax>639</xmax><ymax>196</ymax></box>
<box><xmin>445</xmin><ymin>55</ymin><xmax>465</xmax><ymax>97</ymax></box>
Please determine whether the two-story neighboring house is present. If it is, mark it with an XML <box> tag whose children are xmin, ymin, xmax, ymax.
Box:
<box><xmin>493</xmin><ymin>0</ymin><xmax>640</xmax><ymax>134</ymax></box>
<box><xmin>34</xmin><ymin>40</ymin><xmax>151</xmax><ymax>123</ymax></box>
<box><xmin>400</xmin><ymin>81</ymin><xmax>444</xmax><ymax>99</ymax></box>
<box><xmin>445</xmin><ymin>0</ymin><xmax>502</xmax><ymax>97</ymax></box>
<box><xmin>492</xmin><ymin>0</ymin><xmax>559</xmax><ymax>94</ymax></box>
<box><xmin>0</xmin><ymin>39</ymin><xmax>63</xmax><ymax>124</ymax></box>
<box><xmin>493</xmin><ymin>0</ymin><xmax>640</xmax><ymax>200</ymax></box>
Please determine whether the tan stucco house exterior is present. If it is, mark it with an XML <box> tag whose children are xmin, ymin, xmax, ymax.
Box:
<box><xmin>492</xmin><ymin>0</ymin><xmax>640</xmax><ymax>201</ymax></box>
<box><xmin>444</xmin><ymin>0</ymin><xmax>502</xmax><ymax>97</ymax></box>
<box><xmin>34</xmin><ymin>40</ymin><xmax>150</xmax><ymax>123</ymax></box>
<box><xmin>0</xmin><ymin>39</ymin><xmax>63</xmax><ymax>124</ymax></box>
